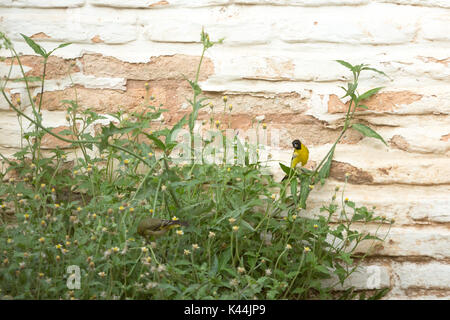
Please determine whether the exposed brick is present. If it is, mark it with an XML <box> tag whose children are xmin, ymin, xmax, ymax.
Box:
<box><xmin>5</xmin><ymin>55</ymin><xmax>79</xmax><ymax>80</ymax></box>
<box><xmin>329</xmin><ymin>161</ymin><xmax>374</xmax><ymax>184</ymax></box>
<box><xmin>36</xmin><ymin>80</ymin><xmax>191</xmax><ymax>113</ymax></box>
<box><xmin>30</xmin><ymin>32</ymin><xmax>52</xmax><ymax>40</ymax></box>
<box><xmin>1</xmin><ymin>0</ymin><xmax>450</xmax><ymax>301</ymax></box>
<box><xmin>41</xmin><ymin>126</ymin><xmax>76</xmax><ymax>149</ymax></box>
<box><xmin>328</xmin><ymin>92</ymin><xmax>423</xmax><ymax>113</ymax></box>
<box><xmin>327</xmin><ymin>94</ymin><xmax>348</xmax><ymax>113</ymax></box>
<box><xmin>191</xmin><ymin>113</ymin><xmax>363</xmax><ymax>149</ymax></box>
<box><xmin>80</xmin><ymin>54</ymin><xmax>214</xmax><ymax>81</ymax></box>
<box><xmin>90</xmin><ymin>35</ymin><xmax>104</xmax><ymax>43</ymax></box>
<box><xmin>390</xmin><ymin>135</ymin><xmax>410</xmax><ymax>151</ymax></box>
<box><xmin>210</xmin><ymin>91</ymin><xmax>308</xmax><ymax>112</ymax></box>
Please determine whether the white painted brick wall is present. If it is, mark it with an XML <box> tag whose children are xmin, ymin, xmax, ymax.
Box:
<box><xmin>0</xmin><ymin>0</ymin><xmax>449</xmax><ymax>299</ymax></box>
<box><xmin>394</xmin><ymin>262</ymin><xmax>450</xmax><ymax>290</ymax></box>
<box><xmin>0</xmin><ymin>0</ymin><xmax>85</xmax><ymax>8</ymax></box>
<box><xmin>321</xmin><ymin>265</ymin><xmax>391</xmax><ymax>291</ymax></box>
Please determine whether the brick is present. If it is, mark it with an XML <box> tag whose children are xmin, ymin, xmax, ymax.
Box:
<box><xmin>1</xmin><ymin>13</ymin><xmax>137</xmax><ymax>44</ymax></box>
<box><xmin>196</xmin><ymin>114</ymin><xmax>362</xmax><ymax>148</ymax></box>
<box><xmin>383</xmin><ymin>123</ymin><xmax>450</xmax><ymax>155</ymax></box>
<box><xmin>407</xmin><ymin>199</ymin><xmax>450</xmax><ymax>223</ymax></box>
<box><xmin>235</xmin><ymin>0</ymin><xmax>369</xmax><ymax>5</ymax></box>
<box><xmin>390</xmin><ymin>135</ymin><xmax>410</xmax><ymax>152</ymax></box>
<box><xmin>144</xmin><ymin>5</ymin><xmax>417</xmax><ymax>45</ymax></box>
<box><xmin>356</xmin><ymin>226</ymin><xmax>450</xmax><ymax>258</ymax></box>
<box><xmin>0</xmin><ymin>109</ymin><xmax>68</xmax><ymax>148</ymax></box>
<box><xmin>0</xmin><ymin>112</ymin><xmax>24</xmax><ymax>148</ymax></box>
<box><xmin>325</xmin><ymin>143</ymin><xmax>450</xmax><ymax>185</ymax></box>
<box><xmin>215</xmin><ymin>55</ymin><xmax>345</xmax><ymax>82</ymax></box>
<box><xmin>201</xmin><ymin>91</ymin><xmax>309</xmax><ymax>115</ymax></box>
<box><xmin>4</xmin><ymin>55</ymin><xmax>79</xmax><ymax>80</ymax></box>
<box><xmin>321</xmin><ymin>265</ymin><xmax>390</xmax><ymax>291</ymax></box>
<box><xmin>279</xmin><ymin>7</ymin><xmax>418</xmax><ymax>44</ymax></box>
<box><xmin>0</xmin><ymin>89</ymin><xmax>13</xmax><ymax>111</ymax></box>
<box><xmin>304</xmin><ymin>182</ymin><xmax>450</xmax><ymax>226</ymax></box>
<box><xmin>91</xmin><ymin>0</ymin><xmax>229</xmax><ymax>8</ymax></box>
<box><xmin>270</xmin><ymin>142</ymin><xmax>449</xmax><ymax>186</ymax></box>
<box><xmin>80</xmin><ymin>54</ymin><xmax>214</xmax><ymax>81</ymax></box>
<box><xmin>34</xmin><ymin>86</ymin><xmax>354</xmax><ymax>148</ymax></box>
<box><xmin>0</xmin><ymin>0</ymin><xmax>85</xmax><ymax>7</ymax></box>
<box><xmin>394</xmin><ymin>262</ymin><xmax>450</xmax><ymax>290</ymax></box>
<box><xmin>329</xmin><ymin>161</ymin><xmax>374</xmax><ymax>184</ymax></box>
<box><xmin>379</xmin><ymin>56</ymin><xmax>450</xmax><ymax>81</ymax></box>
<box><xmin>36</xmin><ymin>80</ymin><xmax>191</xmax><ymax>113</ymax></box>
<box><xmin>378</xmin><ymin>0</ymin><xmax>450</xmax><ymax>8</ymax></box>
<box><xmin>327</xmin><ymin>92</ymin><xmax>423</xmax><ymax>113</ymax></box>
<box><xmin>144</xmin><ymin>20</ymin><xmax>273</xmax><ymax>45</ymax></box>
<box><xmin>0</xmin><ymin>61</ymin><xmax>33</xmax><ymax>80</ymax></box>
<box><xmin>41</xmin><ymin>126</ymin><xmax>76</xmax><ymax>149</ymax></box>
<box><xmin>387</xmin><ymin>292</ymin><xmax>450</xmax><ymax>300</ymax></box>
<box><xmin>421</xmin><ymin>15</ymin><xmax>450</xmax><ymax>42</ymax></box>
<box><xmin>387</xmin><ymin>129</ymin><xmax>450</xmax><ymax>156</ymax></box>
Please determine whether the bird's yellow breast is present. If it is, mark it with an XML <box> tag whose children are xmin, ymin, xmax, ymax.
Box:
<box><xmin>291</xmin><ymin>145</ymin><xmax>309</xmax><ymax>168</ymax></box>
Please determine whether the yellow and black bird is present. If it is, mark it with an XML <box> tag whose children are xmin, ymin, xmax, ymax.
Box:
<box><xmin>137</xmin><ymin>218</ymin><xmax>188</xmax><ymax>241</ymax></box>
<box><xmin>282</xmin><ymin>139</ymin><xmax>309</xmax><ymax>181</ymax></box>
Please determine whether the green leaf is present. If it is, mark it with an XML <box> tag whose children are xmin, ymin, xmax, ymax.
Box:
<box><xmin>290</xmin><ymin>178</ymin><xmax>298</xmax><ymax>205</ymax></box>
<box><xmin>240</xmin><ymin>219</ymin><xmax>255</xmax><ymax>232</ymax></box>
<box><xmin>142</xmin><ymin>132</ymin><xmax>166</xmax><ymax>151</ymax></box>
<box><xmin>21</xmin><ymin>34</ymin><xmax>47</xmax><ymax>57</ymax></box>
<box><xmin>279</xmin><ymin>163</ymin><xmax>297</xmax><ymax>181</ymax></box>
<box><xmin>361</xmin><ymin>66</ymin><xmax>390</xmax><ymax>79</ymax></box>
<box><xmin>368</xmin><ymin>288</ymin><xmax>390</xmax><ymax>300</ymax></box>
<box><xmin>357</xmin><ymin>104</ymin><xmax>369</xmax><ymax>109</ymax></box>
<box><xmin>357</xmin><ymin>87</ymin><xmax>383</xmax><ymax>102</ymax></box>
<box><xmin>318</xmin><ymin>146</ymin><xmax>335</xmax><ymax>185</ymax></box>
<box><xmin>299</xmin><ymin>175</ymin><xmax>312</xmax><ymax>209</ymax></box>
<box><xmin>209</xmin><ymin>255</ymin><xmax>219</xmax><ymax>276</ymax></box>
<box><xmin>167</xmin><ymin>114</ymin><xmax>188</xmax><ymax>148</ymax></box>
<box><xmin>186</xmin><ymin>78</ymin><xmax>202</xmax><ymax>96</ymax></box>
<box><xmin>54</xmin><ymin>42</ymin><xmax>72</xmax><ymax>50</ymax></box>
<box><xmin>351</xmin><ymin>123</ymin><xmax>387</xmax><ymax>146</ymax></box>
<box><xmin>48</xmin><ymin>42</ymin><xmax>72</xmax><ymax>55</ymax></box>
<box><xmin>315</xmin><ymin>265</ymin><xmax>331</xmax><ymax>275</ymax></box>
<box><xmin>336</xmin><ymin>60</ymin><xmax>354</xmax><ymax>71</ymax></box>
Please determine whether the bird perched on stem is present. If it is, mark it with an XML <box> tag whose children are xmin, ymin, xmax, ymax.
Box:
<box><xmin>282</xmin><ymin>139</ymin><xmax>309</xmax><ymax>182</ymax></box>
<box><xmin>137</xmin><ymin>217</ymin><xmax>188</xmax><ymax>241</ymax></box>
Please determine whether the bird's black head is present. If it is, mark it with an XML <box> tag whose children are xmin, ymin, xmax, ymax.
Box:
<box><xmin>292</xmin><ymin>139</ymin><xmax>302</xmax><ymax>150</ymax></box>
